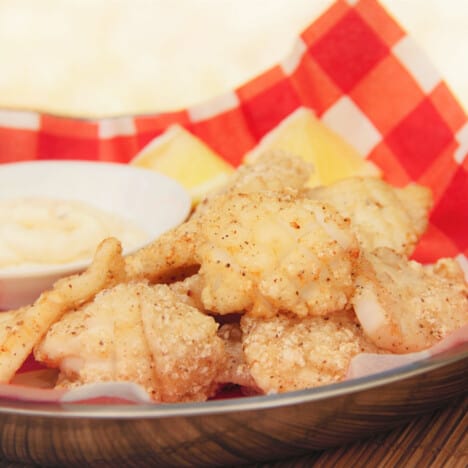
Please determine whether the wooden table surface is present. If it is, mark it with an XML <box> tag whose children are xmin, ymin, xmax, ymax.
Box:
<box><xmin>252</xmin><ymin>394</ymin><xmax>468</xmax><ymax>468</ymax></box>
<box><xmin>0</xmin><ymin>394</ymin><xmax>465</xmax><ymax>467</ymax></box>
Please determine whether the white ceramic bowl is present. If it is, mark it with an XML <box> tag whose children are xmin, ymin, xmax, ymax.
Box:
<box><xmin>0</xmin><ymin>160</ymin><xmax>191</xmax><ymax>310</ymax></box>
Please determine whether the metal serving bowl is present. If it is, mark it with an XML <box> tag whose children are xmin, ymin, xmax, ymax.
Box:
<box><xmin>0</xmin><ymin>343</ymin><xmax>466</xmax><ymax>467</ymax></box>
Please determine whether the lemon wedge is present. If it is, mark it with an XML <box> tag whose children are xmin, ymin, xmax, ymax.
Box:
<box><xmin>244</xmin><ymin>107</ymin><xmax>381</xmax><ymax>187</ymax></box>
<box><xmin>131</xmin><ymin>125</ymin><xmax>234</xmax><ymax>204</ymax></box>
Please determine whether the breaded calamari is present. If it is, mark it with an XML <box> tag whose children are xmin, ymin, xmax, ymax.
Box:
<box><xmin>141</xmin><ymin>284</ymin><xmax>225</xmax><ymax>402</ymax></box>
<box><xmin>241</xmin><ymin>310</ymin><xmax>380</xmax><ymax>393</ymax></box>
<box><xmin>0</xmin><ymin>237</ymin><xmax>125</xmax><ymax>382</ymax></box>
<box><xmin>195</xmin><ymin>190</ymin><xmax>359</xmax><ymax>317</ymax></box>
<box><xmin>35</xmin><ymin>282</ymin><xmax>159</xmax><ymax>398</ymax></box>
<box><xmin>307</xmin><ymin>177</ymin><xmax>432</xmax><ymax>256</ymax></box>
<box><xmin>125</xmin><ymin>152</ymin><xmax>313</xmax><ymax>284</ymax></box>
<box><xmin>194</xmin><ymin>150</ymin><xmax>313</xmax><ymax>216</ymax></box>
<box><xmin>36</xmin><ymin>282</ymin><xmax>225</xmax><ymax>402</ymax></box>
<box><xmin>352</xmin><ymin>247</ymin><xmax>468</xmax><ymax>353</ymax></box>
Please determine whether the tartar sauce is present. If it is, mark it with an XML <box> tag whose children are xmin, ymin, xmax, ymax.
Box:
<box><xmin>0</xmin><ymin>197</ymin><xmax>148</xmax><ymax>268</ymax></box>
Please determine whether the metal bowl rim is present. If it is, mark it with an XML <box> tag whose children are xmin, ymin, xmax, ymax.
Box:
<box><xmin>1</xmin><ymin>344</ymin><xmax>466</xmax><ymax>419</ymax></box>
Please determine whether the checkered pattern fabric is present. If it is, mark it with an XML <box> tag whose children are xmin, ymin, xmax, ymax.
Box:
<box><xmin>0</xmin><ymin>0</ymin><xmax>466</xmax><ymax>262</ymax></box>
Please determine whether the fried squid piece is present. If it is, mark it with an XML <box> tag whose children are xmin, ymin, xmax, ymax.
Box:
<box><xmin>307</xmin><ymin>177</ymin><xmax>432</xmax><ymax>256</ymax></box>
<box><xmin>0</xmin><ymin>237</ymin><xmax>125</xmax><ymax>383</ymax></box>
<box><xmin>125</xmin><ymin>152</ymin><xmax>313</xmax><ymax>283</ymax></box>
<box><xmin>241</xmin><ymin>310</ymin><xmax>380</xmax><ymax>394</ymax></box>
<box><xmin>125</xmin><ymin>221</ymin><xmax>198</xmax><ymax>283</ymax></box>
<box><xmin>35</xmin><ymin>282</ymin><xmax>159</xmax><ymax>399</ymax></box>
<box><xmin>168</xmin><ymin>274</ymin><xmax>205</xmax><ymax>310</ymax></box>
<box><xmin>196</xmin><ymin>190</ymin><xmax>359</xmax><ymax>317</ymax></box>
<box><xmin>35</xmin><ymin>283</ymin><xmax>225</xmax><ymax>402</ymax></box>
<box><xmin>352</xmin><ymin>247</ymin><xmax>468</xmax><ymax>353</ymax></box>
<box><xmin>141</xmin><ymin>284</ymin><xmax>225</xmax><ymax>402</ymax></box>
<box><xmin>227</xmin><ymin>150</ymin><xmax>313</xmax><ymax>194</ymax></box>
<box><xmin>194</xmin><ymin>150</ymin><xmax>313</xmax><ymax>216</ymax></box>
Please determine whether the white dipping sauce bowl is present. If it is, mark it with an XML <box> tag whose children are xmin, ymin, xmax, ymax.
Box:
<box><xmin>0</xmin><ymin>160</ymin><xmax>191</xmax><ymax>310</ymax></box>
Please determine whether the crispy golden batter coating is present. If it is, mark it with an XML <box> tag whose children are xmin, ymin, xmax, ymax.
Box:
<box><xmin>0</xmin><ymin>237</ymin><xmax>125</xmax><ymax>383</ymax></box>
<box><xmin>125</xmin><ymin>152</ymin><xmax>313</xmax><ymax>284</ymax></box>
<box><xmin>196</xmin><ymin>190</ymin><xmax>359</xmax><ymax>317</ymax></box>
<box><xmin>194</xmin><ymin>150</ymin><xmax>313</xmax><ymax>217</ymax></box>
<box><xmin>35</xmin><ymin>282</ymin><xmax>159</xmax><ymax>398</ymax></box>
<box><xmin>307</xmin><ymin>177</ymin><xmax>432</xmax><ymax>256</ymax></box>
<box><xmin>241</xmin><ymin>310</ymin><xmax>379</xmax><ymax>394</ymax></box>
<box><xmin>141</xmin><ymin>284</ymin><xmax>225</xmax><ymax>402</ymax></box>
<box><xmin>352</xmin><ymin>248</ymin><xmax>468</xmax><ymax>353</ymax></box>
<box><xmin>36</xmin><ymin>282</ymin><xmax>225</xmax><ymax>402</ymax></box>
<box><xmin>168</xmin><ymin>273</ymin><xmax>205</xmax><ymax>311</ymax></box>
<box><xmin>127</xmin><ymin>183</ymin><xmax>360</xmax><ymax>319</ymax></box>
<box><xmin>125</xmin><ymin>221</ymin><xmax>198</xmax><ymax>283</ymax></box>
<box><xmin>228</xmin><ymin>150</ymin><xmax>313</xmax><ymax>193</ymax></box>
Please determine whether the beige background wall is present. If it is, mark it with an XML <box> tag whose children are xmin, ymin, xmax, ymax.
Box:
<box><xmin>0</xmin><ymin>0</ymin><xmax>465</xmax><ymax>117</ymax></box>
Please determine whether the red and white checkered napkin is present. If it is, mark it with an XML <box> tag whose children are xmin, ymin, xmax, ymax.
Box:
<box><xmin>0</xmin><ymin>0</ymin><xmax>466</xmax><ymax>261</ymax></box>
<box><xmin>0</xmin><ymin>0</ymin><xmax>466</xmax><ymax>403</ymax></box>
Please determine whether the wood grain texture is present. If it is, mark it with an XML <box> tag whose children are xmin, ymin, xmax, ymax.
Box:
<box><xmin>248</xmin><ymin>395</ymin><xmax>468</xmax><ymax>467</ymax></box>
<box><xmin>0</xmin><ymin>396</ymin><xmax>466</xmax><ymax>467</ymax></box>
<box><xmin>0</xmin><ymin>351</ymin><xmax>465</xmax><ymax>467</ymax></box>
